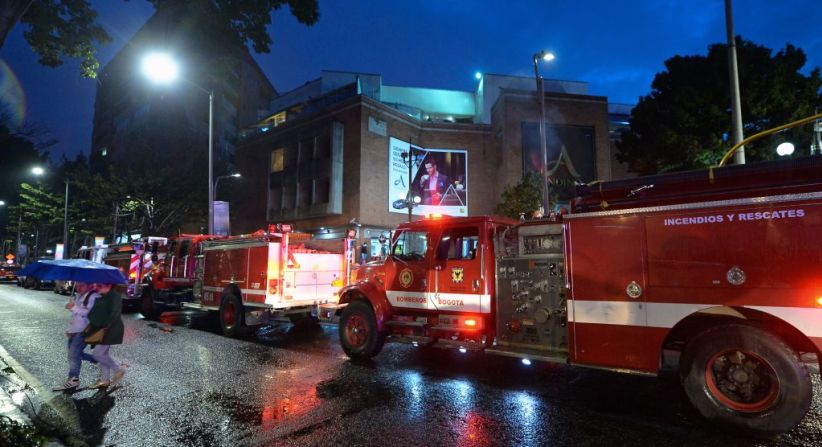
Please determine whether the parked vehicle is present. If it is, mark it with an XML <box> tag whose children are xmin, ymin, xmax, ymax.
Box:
<box><xmin>0</xmin><ymin>264</ymin><xmax>20</xmax><ymax>282</ymax></box>
<box><xmin>143</xmin><ymin>225</ymin><xmax>354</xmax><ymax>336</ymax></box>
<box><xmin>17</xmin><ymin>257</ymin><xmax>56</xmax><ymax>289</ymax></box>
<box><xmin>327</xmin><ymin>156</ymin><xmax>822</xmax><ymax>434</ymax></box>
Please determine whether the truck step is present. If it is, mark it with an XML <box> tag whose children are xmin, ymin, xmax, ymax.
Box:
<box><xmin>431</xmin><ymin>338</ymin><xmax>486</xmax><ymax>351</ymax></box>
<box><xmin>386</xmin><ymin>335</ymin><xmax>435</xmax><ymax>346</ymax></box>
<box><xmin>386</xmin><ymin>320</ymin><xmax>428</xmax><ymax>328</ymax></box>
<box><xmin>485</xmin><ymin>347</ymin><xmax>567</xmax><ymax>364</ymax></box>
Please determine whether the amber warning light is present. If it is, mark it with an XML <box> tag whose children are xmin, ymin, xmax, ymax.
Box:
<box><xmin>816</xmin><ymin>296</ymin><xmax>822</xmax><ymax>307</ymax></box>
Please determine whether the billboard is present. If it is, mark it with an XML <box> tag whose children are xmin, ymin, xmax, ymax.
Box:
<box><xmin>388</xmin><ymin>137</ymin><xmax>468</xmax><ymax>216</ymax></box>
<box><xmin>522</xmin><ymin>123</ymin><xmax>596</xmax><ymax>207</ymax></box>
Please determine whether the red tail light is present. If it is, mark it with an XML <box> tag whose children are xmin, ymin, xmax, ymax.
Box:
<box><xmin>268</xmin><ymin>279</ymin><xmax>279</xmax><ymax>294</ymax></box>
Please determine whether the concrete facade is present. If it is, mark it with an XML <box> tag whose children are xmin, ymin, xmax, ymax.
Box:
<box><xmin>233</xmin><ymin>73</ymin><xmax>618</xmax><ymax>249</ymax></box>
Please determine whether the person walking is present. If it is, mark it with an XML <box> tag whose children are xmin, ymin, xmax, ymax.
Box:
<box><xmin>86</xmin><ymin>283</ymin><xmax>126</xmax><ymax>389</ymax></box>
<box><xmin>52</xmin><ymin>282</ymin><xmax>100</xmax><ymax>391</ymax></box>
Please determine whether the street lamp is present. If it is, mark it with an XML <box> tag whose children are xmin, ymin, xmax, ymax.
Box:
<box><xmin>141</xmin><ymin>52</ymin><xmax>215</xmax><ymax>234</ymax></box>
<box><xmin>16</xmin><ymin>167</ymin><xmax>45</xmax><ymax>262</ymax></box>
<box><xmin>532</xmin><ymin>50</ymin><xmax>555</xmax><ymax>216</ymax></box>
<box><xmin>214</xmin><ymin>172</ymin><xmax>241</xmax><ymax>200</ymax></box>
<box><xmin>400</xmin><ymin>151</ymin><xmax>423</xmax><ymax>222</ymax></box>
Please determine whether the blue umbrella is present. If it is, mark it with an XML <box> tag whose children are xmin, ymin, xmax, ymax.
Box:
<box><xmin>19</xmin><ymin>259</ymin><xmax>127</xmax><ymax>284</ymax></box>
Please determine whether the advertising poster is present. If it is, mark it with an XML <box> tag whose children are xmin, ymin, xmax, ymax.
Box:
<box><xmin>388</xmin><ymin>137</ymin><xmax>468</xmax><ymax>216</ymax></box>
<box><xmin>521</xmin><ymin>123</ymin><xmax>596</xmax><ymax>207</ymax></box>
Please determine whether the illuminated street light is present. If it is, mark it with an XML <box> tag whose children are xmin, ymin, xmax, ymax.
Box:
<box><xmin>31</xmin><ymin>166</ymin><xmax>44</xmax><ymax>176</ymax></box>
<box><xmin>776</xmin><ymin>142</ymin><xmax>795</xmax><ymax>156</ymax></box>
<box><xmin>474</xmin><ymin>71</ymin><xmax>482</xmax><ymax>80</ymax></box>
<box><xmin>214</xmin><ymin>172</ymin><xmax>241</xmax><ymax>199</ymax></box>
<box><xmin>532</xmin><ymin>50</ymin><xmax>556</xmax><ymax>216</ymax></box>
<box><xmin>142</xmin><ymin>52</ymin><xmax>215</xmax><ymax>234</ymax></box>
<box><xmin>141</xmin><ymin>53</ymin><xmax>179</xmax><ymax>84</ymax></box>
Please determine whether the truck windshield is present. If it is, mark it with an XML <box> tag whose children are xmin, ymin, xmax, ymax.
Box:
<box><xmin>392</xmin><ymin>231</ymin><xmax>428</xmax><ymax>261</ymax></box>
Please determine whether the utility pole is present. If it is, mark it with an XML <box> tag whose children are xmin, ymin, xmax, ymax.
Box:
<box><xmin>725</xmin><ymin>0</ymin><xmax>745</xmax><ymax>164</ymax></box>
<box><xmin>62</xmin><ymin>180</ymin><xmax>69</xmax><ymax>259</ymax></box>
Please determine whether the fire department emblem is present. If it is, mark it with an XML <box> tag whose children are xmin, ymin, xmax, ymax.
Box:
<box><xmin>399</xmin><ymin>268</ymin><xmax>414</xmax><ymax>288</ymax></box>
<box><xmin>451</xmin><ymin>267</ymin><xmax>464</xmax><ymax>284</ymax></box>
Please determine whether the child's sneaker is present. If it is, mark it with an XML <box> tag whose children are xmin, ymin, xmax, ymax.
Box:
<box><xmin>52</xmin><ymin>377</ymin><xmax>79</xmax><ymax>391</ymax></box>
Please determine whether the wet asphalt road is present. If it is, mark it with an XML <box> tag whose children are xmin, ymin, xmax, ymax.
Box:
<box><xmin>0</xmin><ymin>283</ymin><xmax>820</xmax><ymax>447</ymax></box>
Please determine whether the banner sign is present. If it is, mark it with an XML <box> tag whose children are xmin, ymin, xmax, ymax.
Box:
<box><xmin>388</xmin><ymin>137</ymin><xmax>468</xmax><ymax>216</ymax></box>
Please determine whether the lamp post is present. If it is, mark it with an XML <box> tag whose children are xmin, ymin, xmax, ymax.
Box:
<box><xmin>401</xmin><ymin>151</ymin><xmax>422</xmax><ymax>222</ymax></box>
<box><xmin>532</xmin><ymin>50</ymin><xmax>555</xmax><ymax>216</ymax></box>
<box><xmin>725</xmin><ymin>0</ymin><xmax>745</xmax><ymax>164</ymax></box>
<box><xmin>141</xmin><ymin>52</ymin><xmax>215</xmax><ymax>234</ymax></box>
<box><xmin>62</xmin><ymin>180</ymin><xmax>69</xmax><ymax>259</ymax></box>
<box><xmin>214</xmin><ymin>173</ymin><xmax>241</xmax><ymax>200</ymax></box>
<box><xmin>16</xmin><ymin>167</ymin><xmax>44</xmax><ymax>262</ymax></box>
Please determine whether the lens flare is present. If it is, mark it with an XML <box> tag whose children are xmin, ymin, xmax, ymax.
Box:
<box><xmin>0</xmin><ymin>60</ymin><xmax>26</xmax><ymax>130</ymax></box>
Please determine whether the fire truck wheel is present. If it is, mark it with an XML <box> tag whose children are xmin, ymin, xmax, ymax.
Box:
<box><xmin>219</xmin><ymin>292</ymin><xmax>246</xmax><ymax>337</ymax></box>
<box><xmin>339</xmin><ymin>301</ymin><xmax>385</xmax><ymax>360</ymax></box>
<box><xmin>680</xmin><ymin>324</ymin><xmax>812</xmax><ymax>433</ymax></box>
<box><xmin>141</xmin><ymin>288</ymin><xmax>159</xmax><ymax>320</ymax></box>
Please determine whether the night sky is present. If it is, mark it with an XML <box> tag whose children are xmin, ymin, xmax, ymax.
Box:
<box><xmin>2</xmin><ymin>0</ymin><xmax>820</xmax><ymax>161</ymax></box>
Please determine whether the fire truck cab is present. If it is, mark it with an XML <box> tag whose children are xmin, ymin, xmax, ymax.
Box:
<box><xmin>102</xmin><ymin>237</ymin><xmax>167</xmax><ymax>304</ymax></box>
<box><xmin>336</xmin><ymin>157</ymin><xmax>822</xmax><ymax>433</ymax></box>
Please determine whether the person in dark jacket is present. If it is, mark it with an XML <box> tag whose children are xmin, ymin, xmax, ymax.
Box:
<box><xmin>87</xmin><ymin>283</ymin><xmax>126</xmax><ymax>389</ymax></box>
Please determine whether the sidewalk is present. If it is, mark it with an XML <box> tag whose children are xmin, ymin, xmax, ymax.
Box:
<box><xmin>0</xmin><ymin>350</ymin><xmax>66</xmax><ymax>446</ymax></box>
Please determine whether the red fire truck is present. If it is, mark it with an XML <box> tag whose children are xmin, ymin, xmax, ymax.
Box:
<box><xmin>144</xmin><ymin>225</ymin><xmax>352</xmax><ymax>336</ymax></box>
<box><xmin>331</xmin><ymin>157</ymin><xmax>822</xmax><ymax>433</ymax></box>
<box><xmin>102</xmin><ymin>237</ymin><xmax>168</xmax><ymax>305</ymax></box>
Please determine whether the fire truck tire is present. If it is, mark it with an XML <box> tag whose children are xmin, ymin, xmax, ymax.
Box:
<box><xmin>339</xmin><ymin>301</ymin><xmax>386</xmax><ymax>360</ymax></box>
<box><xmin>219</xmin><ymin>292</ymin><xmax>246</xmax><ymax>337</ymax></box>
<box><xmin>679</xmin><ymin>324</ymin><xmax>812</xmax><ymax>433</ymax></box>
<box><xmin>141</xmin><ymin>288</ymin><xmax>159</xmax><ymax>320</ymax></box>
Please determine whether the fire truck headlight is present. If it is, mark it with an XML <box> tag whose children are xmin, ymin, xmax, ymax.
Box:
<box><xmin>521</xmin><ymin>358</ymin><xmax>532</xmax><ymax>366</ymax></box>
<box><xmin>458</xmin><ymin>346</ymin><xmax>467</xmax><ymax>354</ymax></box>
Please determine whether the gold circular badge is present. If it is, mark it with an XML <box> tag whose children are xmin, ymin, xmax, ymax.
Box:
<box><xmin>399</xmin><ymin>268</ymin><xmax>414</xmax><ymax>288</ymax></box>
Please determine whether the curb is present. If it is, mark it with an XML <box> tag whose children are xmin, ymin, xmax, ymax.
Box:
<box><xmin>0</xmin><ymin>345</ymin><xmax>84</xmax><ymax>447</ymax></box>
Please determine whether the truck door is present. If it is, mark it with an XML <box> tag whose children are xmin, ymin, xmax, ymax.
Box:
<box><xmin>385</xmin><ymin>228</ymin><xmax>433</xmax><ymax>310</ymax></box>
<box><xmin>432</xmin><ymin>225</ymin><xmax>489</xmax><ymax>313</ymax></box>
<box><xmin>566</xmin><ymin>214</ymin><xmax>653</xmax><ymax>372</ymax></box>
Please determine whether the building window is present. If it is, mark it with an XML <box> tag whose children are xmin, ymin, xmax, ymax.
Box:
<box><xmin>315</xmin><ymin>178</ymin><xmax>330</xmax><ymax>204</ymax></box>
<box><xmin>282</xmin><ymin>185</ymin><xmax>295</xmax><ymax>210</ymax></box>
<box><xmin>268</xmin><ymin>186</ymin><xmax>282</xmax><ymax>211</ymax></box>
<box><xmin>271</xmin><ymin>148</ymin><xmax>284</xmax><ymax>172</ymax></box>
<box><xmin>299</xmin><ymin>136</ymin><xmax>314</xmax><ymax>164</ymax></box>
<box><xmin>315</xmin><ymin>133</ymin><xmax>330</xmax><ymax>159</ymax></box>
<box><xmin>299</xmin><ymin>181</ymin><xmax>312</xmax><ymax>207</ymax></box>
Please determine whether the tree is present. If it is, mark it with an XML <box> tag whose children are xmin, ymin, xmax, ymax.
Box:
<box><xmin>494</xmin><ymin>173</ymin><xmax>542</xmax><ymax>220</ymax></box>
<box><xmin>1</xmin><ymin>0</ymin><xmax>319</xmax><ymax>78</ymax></box>
<box><xmin>617</xmin><ymin>38</ymin><xmax>822</xmax><ymax>175</ymax></box>
<box><xmin>0</xmin><ymin>0</ymin><xmax>111</xmax><ymax>78</ymax></box>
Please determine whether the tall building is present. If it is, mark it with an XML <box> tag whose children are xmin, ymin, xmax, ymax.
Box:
<box><xmin>90</xmin><ymin>5</ymin><xmax>276</xmax><ymax>178</ymax></box>
<box><xmin>233</xmin><ymin>70</ymin><xmax>630</xmax><ymax>255</ymax></box>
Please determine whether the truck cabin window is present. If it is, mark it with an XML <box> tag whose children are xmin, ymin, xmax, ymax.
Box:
<box><xmin>436</xmin><ymin>227</ymin><xmax>479</xmax><ymax>260</ymax></box>
<box><xmin>392</xmin><ymin>231</ymin><xmax>428</xmax><ymax>261</ymax></box>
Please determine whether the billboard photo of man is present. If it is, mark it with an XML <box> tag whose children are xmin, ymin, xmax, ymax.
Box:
<box><xmin>417</xmin><ymin>157</ymin><xmax>450</xmax><ymax>205</ymax></box>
